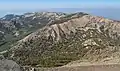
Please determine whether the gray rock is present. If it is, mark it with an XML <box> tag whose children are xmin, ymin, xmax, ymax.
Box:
<box><xmin>0</xmin><ymin>59</ymin><xmax>22</xmax><ymax>71</ymax></box>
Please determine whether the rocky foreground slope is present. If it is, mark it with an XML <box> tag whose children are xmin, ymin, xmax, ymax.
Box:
<box><xmin>5</xmin><ymin>12</ymin><xmax>120</xmax><ymax>68</ymax></box>
<box><xmin>0</xmin><ymin>55</ymin><xmax>21</xmax><ymax>71</ymax></box>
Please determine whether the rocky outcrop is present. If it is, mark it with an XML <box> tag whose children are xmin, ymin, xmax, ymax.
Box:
<box><xmin>0</xmin><ymin>55</ymin><xmax>22</xmax><ymax>71</ymax></box>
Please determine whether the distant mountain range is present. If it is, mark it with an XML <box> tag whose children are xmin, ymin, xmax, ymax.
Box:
<box><xmin>1</xmin><ymin>8</ymin><xmax>120</xmax><ymax>20</ymax></box>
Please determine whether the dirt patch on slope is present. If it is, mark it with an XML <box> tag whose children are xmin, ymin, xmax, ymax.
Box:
<box><xmin>33</xmin><ymin>64</ymin><xmax>120</xmax><ymax>71</ymax></box>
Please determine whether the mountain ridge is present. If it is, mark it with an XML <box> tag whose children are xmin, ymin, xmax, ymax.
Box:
<box><xmin>6</xmin><ymin>12</ymin><xmax>120</xmax><ymax>67</ymax></box>
<box><xmin>0</xmin><ymin>12</ymin><xmax>66</xmax><ymax>51</ymax></box>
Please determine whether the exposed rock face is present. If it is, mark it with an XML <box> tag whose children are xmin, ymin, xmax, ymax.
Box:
<box><xmin>7</xmin><ymin>12</ymin><xmax>120</xmax><ymax>67</ymax></box>
<box><xmin>0</xmin><ymin>55</ymin><xmax>21</xmax><ymax>71</ymax></box>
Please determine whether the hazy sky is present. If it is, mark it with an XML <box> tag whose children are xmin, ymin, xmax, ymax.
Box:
<box><xmin>0</xmin><ymin>0</ymin><xmax>120</xmax><ymax>18</ymax></box>
<box><xmin>0</xmin><ymin>0</ymin><xmax>120</xmax><ymax>10</ymax></box>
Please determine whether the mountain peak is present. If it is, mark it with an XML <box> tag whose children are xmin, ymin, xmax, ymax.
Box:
<box><xmin>6</xmin><ymin>12</ymin><xmax>120</xmax><ymax>67</ymax></box>
<box><xmin>0</xmin><ymin>14</ymin><xmax>21</xmax><ymax>21</ymax></box>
